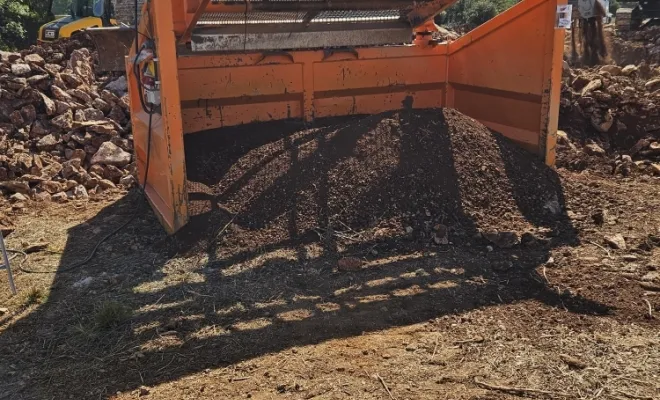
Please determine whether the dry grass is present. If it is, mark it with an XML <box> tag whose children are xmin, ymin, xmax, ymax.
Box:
<box><xmin>94</xmin><ymin>301</ymin><xmax>131</xmax><ymax>331</ymax></box>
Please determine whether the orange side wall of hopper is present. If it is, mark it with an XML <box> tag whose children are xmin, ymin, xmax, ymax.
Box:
<box><xmin>128</xmin><ymin>0</ymin><xmax>567</xmax><ymax>234</ymax></box>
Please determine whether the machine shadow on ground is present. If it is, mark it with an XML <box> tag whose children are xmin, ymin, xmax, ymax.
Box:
<box><xmin>0</xmin><ymin>112</ymin><xmax>610</xmax><ymax>399</ymax></box>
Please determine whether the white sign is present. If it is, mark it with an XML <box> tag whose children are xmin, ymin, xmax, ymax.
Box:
<box><xmin>556</xmin><ymin>5</ymin><xmax>573</xmax><ymax>28</ymax></box>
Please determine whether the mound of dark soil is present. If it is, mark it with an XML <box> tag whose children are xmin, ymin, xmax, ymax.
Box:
<box><xmin>183</xmin><ymin>109</ymin><xmax>569</xmax><ymax>257</ymax></box>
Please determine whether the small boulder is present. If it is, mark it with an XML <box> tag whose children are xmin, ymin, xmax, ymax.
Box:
<box><xmin>36</xmin><ymin>134</ymin><xmax>59</xmax><ymax>151</ymax></box>
<box><xmin>585</xmin><ymin>142</ymin><xmax>606</xmax><ymax>156</ymax></box>
<box><xmin>0</xmin><ymin>181</ymin><xmax>30</xmax><ymax>194</ymax></box>
<box><xmin>23</xmin><ymin>53</ymin><xmax>45</xmax><ymax>66</ymax></box>
<box><xmin>72</xmin><ymin>185</ymin><xmax>89</xmax><ymax>200</ymax></box>
<box><xmin>645</xmin><ymin>78</ymin><xmax>660</xmax><ymax>91</ymax></box>
<box><xmin>51</xmin><ymin>109</ymin><xmax>74</xmax><ymax>130</ymax></box>
<box><xmin>600</xmin><ymin>65</ymin><xmax>622</xmax><ymax>76</ymax></box>
<box><xmin>581</xmin><ymin>79</ymin><xmax>602</xmax><ymax>96</ymax></box>
<box><xmin>10</xmin><ymin>63</ymin><xmax>31</xmax><ymax>76</ymax></box>
<box><xmin>604</xmin><ymin>234</ymin><xmax>626</xmax><ymax>250</ymax></box>
<box><xmin>91</xmin><ymin>142</ymin><xmax>131</xmax><ymax>167</ymax></box>
<box><xmin>622</xmin><ymin>64</ymin><xmax>639</xmax><ymax>76</ymax></box>
<box><xmin>482</xmin><ymin>231</ymin><xmax>520</xmax><ymax>249</ymax></box>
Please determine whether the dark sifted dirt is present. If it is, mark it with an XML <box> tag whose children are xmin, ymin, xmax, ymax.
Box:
<box><xmin>184</xmin><ymin>109</ymin><xmax>568</xmax><ymax>259</ymax></box>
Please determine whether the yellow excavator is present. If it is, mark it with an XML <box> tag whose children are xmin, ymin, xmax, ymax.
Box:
<box><xmin>38</xmin><ymin>0</ymin><xmax>134</xmax><ymax>72</ymax></box>
<box><xmin>38</xmin><ymin>0</ymin><xmax>117</xmax><ymax>43</ymax></box>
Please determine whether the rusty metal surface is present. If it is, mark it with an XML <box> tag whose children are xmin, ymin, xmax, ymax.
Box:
<box><xmin>191</xmin><ymin>21</ymin><xmax>411</xmax><ymax>51</ymax></box>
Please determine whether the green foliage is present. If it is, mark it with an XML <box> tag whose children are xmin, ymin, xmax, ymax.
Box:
<box><xmin>438</xmin><ymin>0</ymin><xmax>521</xmax><ymax>30</ymax></box>
<box><xmin>609</xmin><ymin>0</ymin><xmax>620</xmax><ymax>14</ymax></box>
<box><xmin>0</xmin><ymin>0</ymin><xmax>66</xmax><ymax>50</ymax></box>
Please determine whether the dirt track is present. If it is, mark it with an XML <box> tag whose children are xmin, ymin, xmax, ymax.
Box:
<box><xmin>0</xmin><ymin>108</ymin><xmax>658</xmax><ymax>400</ymax></box>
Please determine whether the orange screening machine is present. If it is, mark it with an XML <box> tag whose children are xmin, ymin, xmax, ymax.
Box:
<box><xmin>127</xmin><ymin>0</ymin><xmax>567</xmax><ymax>234</ymax></box>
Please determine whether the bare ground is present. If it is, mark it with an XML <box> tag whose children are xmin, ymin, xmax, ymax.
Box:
<box><xmin>0</xmin><ymin>112</ymin><xmax>659</xmax><ymax>400</ymax></box>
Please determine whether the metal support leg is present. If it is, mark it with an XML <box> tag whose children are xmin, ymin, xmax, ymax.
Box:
<box><xmin>0</xmin><ymin>233</ymin><xmax>16</xmax><ymax>295</ymax></box>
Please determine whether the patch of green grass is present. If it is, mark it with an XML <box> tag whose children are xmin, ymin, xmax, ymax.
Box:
<box><xmin>94</xmin><ymin>301</ymin><xmax>131</xmax><ymax>330</ymax></box>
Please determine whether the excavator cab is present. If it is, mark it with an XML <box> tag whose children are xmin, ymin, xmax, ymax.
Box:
<box><xmin>38</xmin><ymin>0</ymin><xmax>116</xmax><ymax>43</ymax></box>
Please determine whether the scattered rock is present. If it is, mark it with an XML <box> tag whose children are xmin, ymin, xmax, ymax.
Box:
<box><xmin>433</xmin><ymin>224</ymin><xmax>449</xmax><ymax>245</ymax></box>
<box><xmin>0</xmin><ymin>181</ymin><xmax>30</xmax><ymax>194</ymax></box>
<box><xmin>9</xmin><ymin>193</ymin><xmax>27</xmax><ymax>203</ymax></box>
<box><xmin>560</xmin><ymin>354</ymin><xmax>587</xmax><ymax>370</ymax></box>
<box><xmin>584</xmin><ymin>143</ymin><xmax>606</xmax><ymax>156</ymax></box>
<box><xmin>604</xmin><ymin>234</ymin><xmax>626</xmax><ymax>250</ymax></box>
<box><xmin>10</xmin><ymin>63</ymin><xmax>31</xmax><ymax>76</ymax></box>
<box><xmin>621</xmin><ymin>64</ymin><xmax>638</xmax><ymax>76</ymax></box>
<box><xmin>72</xmin><ymin>276</ymin><xmax>94</xmax><ymax>289</ymax></box>
<box><xmin>600</xmin><ymin>65</ymin><xmax>622</xmax><ymax>76</ymax></box>
<box><xmin>90</xmin><ymin>142</ymin><xmax>131</xmax><ymax>167</ymax></box>
<box><xmin>482</xmin><ymin>231</ymin><xmax>520</xmax><ymax>249</ymax></box>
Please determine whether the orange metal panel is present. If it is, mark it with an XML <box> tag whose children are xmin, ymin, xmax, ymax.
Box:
<box><xmin>446</xmin><ymin>0</ymin><xmax>563</xmax><ymax>160</ymax></box>
<box><xmin>451</xmin><ymin>86</ymin><xmax>542</xmax><ymax>145</ymax></box>
<box><xmin>128</xmin><ymin>0</ymin><xmax>189</xmax><ymax>233</ymax></box>
<box><xmin>181</xmin><ymin>100</ymin><xmax>303</xmax><ymax>133</ymax></box>
<box><xmin>313</xmin><ymin>56</ymin><xmax>447</xmax><ymax>92</ymax></box>
<box><xmin>313</xmin><ymin>89</ymin><xmax>444</xmax><ymax>118</ymax></box>
<box><xmin>130</xmin><ymin>0</ymin><xmax>564</xmax><ymax>233</ymax></box>
<box><xmin>448</xmin><ymin>0</ymin><xmax>550</xmax><ymax>96</ymax></box>
<box><xmin>178</xmin><ymin>64</ymin><xmax>304</xmax><ymax>102</ymax></box>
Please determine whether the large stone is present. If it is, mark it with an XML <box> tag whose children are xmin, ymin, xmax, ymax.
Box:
<box><xmin>645</xmin><ymin>78</ymin><xmax>660</xmax><ymax>91</ymax></box>
<box><xmin>40</xmin><ymin>161</ymin><xmax>63</xmax><ymax>179</ymax></box>
<box><xmin>61</xmin><ymin>159</ymin><xmax>84</xmax><ymax>180</ymax></box>
<box><xmin>600</xmin><ymin>65</ymin><xmax>622</xmax><ymax>76</ymax></box>
<box><xmin>9</xmin><ymin>110</ymin><xmax>24</xmax><ymax>126</ymax></box>
<box><xmin>23</xmin><ymin>53</ymin><xmax>45</xmax><ymax>66</ymax></box>
<box><xmin>651</xmin><ymin>163</ymin><xmax>660</xmax><ymax>175</ymax></box>
<box><xmin>51</xmin><ymin>85</ymin><xmax>74</xmax><ymax>102</ymax></box>
<box><xmin>581</xmin><ymin>79</ymin><xmax>603</xmax><ymax>96</ymax></box>
<box><xmin>83</xmin><ymin>108</ymin><xmax>104</xmax><ymax>121</ymax></box>
<box><xmin>20</xmin><ymin>104</ymin><xmax>36</xmax><ymax>123</ymax></box>
<box><xmin>51</xmin><ymin>109</ymin><xmax>74</xmax><ymax>130</ymax></box>
<box><xmin>92</xmin><ymin>98</ymin><xmax>111</xmax><ymax>113</ymax></box>
<box><xmin>590</xmin><ymin>110</ymin><xmax>614</xmax><ymax>133</ymax></box>
<box><xmin>61</xmin><ymin>72</ymin><xmax>84</xmax><ymax>88</ymax></box>
<box><xmin>36</xmin><ymin>134</ymin><xmax>59</xmax><ymax>151</ymax></box>
<box><xmin>622</xmin><ymin>64</ymin><xmax>639</xmax><ymax>76</ymax></box>
<box><xmin>91</xmin><ymin>142</ymin><xmax>131</xmax><ymax>167</ymax></box>
<box><xmin>585</xmin><ymin>143</ymin><xmax>606</xmax><ymax>156</ymax></box>
<box><xmin>105</xmin><ymin>76</ymin><xmax>128</xmax><ymax>95</ymax></box>
<box><xmin>0</xmin><ymin>181</ymin><xmax>30</xmax><ymax>194</ymax></box>
<box><xmin>38</xmin><ymin>180</ymin><xmax>63</xmax><ymax>194</ymax></box>
<box><xmin>72</xmin><ymin>185</ymin><xmax>89</xmax><ymax>200</ymax></box>
<box><xmin>43</xmin><ymin>63</ymin><xmax>63</xmax><ymax>75</ymax></box>
<box><xmin>604</xmin><ymin>234</ymin><xmax>626</xmax><ymax>250</ymax></box>
<box><xmin>68</xmin><ymin>88</ymin><xmax>92</xmax><ymax>104</ymax></box>
<box><xmin>482</xmin><ymin>231</ymin><xmax>520</xmax><ymax>249</ymax></box>
<box><xmin>10</xmin><ymin>63</ymin><xmax>31</xmax><ymax>76</ymax></box>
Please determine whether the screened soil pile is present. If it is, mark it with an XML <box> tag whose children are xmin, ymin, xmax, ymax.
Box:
<box><xmin>183</xmin><ymin>109</ymin><xmax>568</xmax><ymax>257</ymax></box>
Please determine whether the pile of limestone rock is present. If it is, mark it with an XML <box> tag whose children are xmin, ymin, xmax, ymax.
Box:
<box><xmin>559</xmin><ymin>61</ymin><xmax>660</xmax><ymax>177</ymax></box>
<box><xmin>0</xmin><ymin>40</ymin><xmax>135</xmax><ymax>211</ymax></box>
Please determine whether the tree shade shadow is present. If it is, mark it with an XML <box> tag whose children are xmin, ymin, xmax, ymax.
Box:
<box><xmin>0</xmin><ymin>110</ymin><xmax>609</xmax><ymax>399</ymax></box>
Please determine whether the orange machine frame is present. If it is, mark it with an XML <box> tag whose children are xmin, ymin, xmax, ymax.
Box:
<box><xmin>127</xmin><ymin>0</ymin><xmax>566</xmax><ymax>234</ymax></box>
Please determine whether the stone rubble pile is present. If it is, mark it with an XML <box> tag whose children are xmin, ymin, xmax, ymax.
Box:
<box><xmin>0</xmin><ymin>40</ymin><xmax>136</xmax><ymax>211</ymax></box>
<box><xmin>559</xmin><ymin>61</ymin><xmax>660</xmax><ymax>176</ymax></box>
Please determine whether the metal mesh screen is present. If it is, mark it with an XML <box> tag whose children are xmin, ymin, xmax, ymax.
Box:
<box><xmin>198</xmin><ymin>12</ymin><xmax>306</xmax><ymax>25</ymax></box>
<box><xmin>199</xmin><ymin>10</ymin><xmax>403</xmax><ymax>25</ymax></box>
